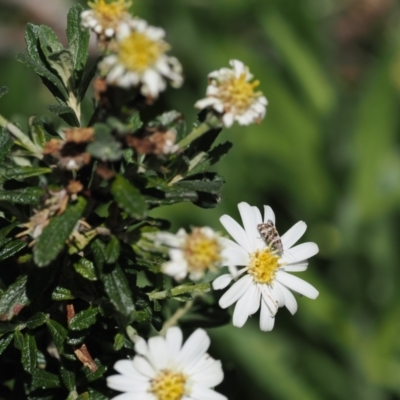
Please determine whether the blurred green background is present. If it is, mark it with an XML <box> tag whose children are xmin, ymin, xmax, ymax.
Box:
<box><xmin>2</xmin><ymin>0</ymin><xmax>400</xmax><ymax>398</ymax></box>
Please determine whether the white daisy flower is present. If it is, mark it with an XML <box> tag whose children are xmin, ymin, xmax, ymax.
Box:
<box><xmin>107</xmin><ymin>327</ymin><xmax>227</xmax><ymax>400</ymax></box>
<box><xmin>81</xmin><ymin>0</ymin><xmax>132</xmax><ymax>38</ymax></box>
<box><xmin>99</xmin><ymin>18</ymin><xmax>183</xmax><ymax>98</ymax></box>
<box><xmin>156</xmin><ymin>227</ymin><xmax>225</xmax><ymax>281</ymax></box>
<box><xmin>194</xmin><ymin>59</ymin><xmax>267</xmax><ymax>128</ymax></box>
<box><xmin>213</xmin><ymin>202</ymin><xmax>319</xmax><ymax>332</ymax></box>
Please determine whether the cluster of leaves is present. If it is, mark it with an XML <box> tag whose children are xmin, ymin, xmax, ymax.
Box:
<box><xmin>0</xmin><ymin>5</ymin><xmax>232</xmax><ymax>399</ymax></box>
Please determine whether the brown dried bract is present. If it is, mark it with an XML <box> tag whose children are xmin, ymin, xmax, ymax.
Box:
<box><xmin>67</xmin><ymin>180</ymin><xmax>84</xmax><ymax>194</ymax></box>
<box><xmin>96</xmin><ymin>164</ymin><xmax>115</xmax><ymax>180</ymax></box>
<box><xmin>43</xmin><ymin>139</ymin><xmax>63</xmax><ymax>155</ymax></box>
<box><xmin>64</xmin><ymin>127</ymin><xmax>94</xmax><ymax>143</ymax></box>
<box><xmin>126</xmin><ymin>128</ymin><xmax>178</xmax><ymax>155</ymax></box>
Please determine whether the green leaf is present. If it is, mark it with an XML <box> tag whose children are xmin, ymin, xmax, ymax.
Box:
<box><xmin>38</xmin><ymin>25</ymin><xmax>64</xmax><ymax>59</ymax></box>
<box><xmin>69</xmin><ymin>307</ymin><xmax>98</xmax><ymax>331</ymax></box>
<box><xmin>47</xmin><ymin>104</ymin><xmax>80</xmax><ymax>127</ymax></box>
<box><xmin>73</xmin><ymin>258</ymin><xmax>97</xmax><ymax>281</ymax></box>
<box><xmin>111</xmin><ymin>174</ymin><xmax>147</xmax><ymax>219</ymax></box>
<box><xmin>84</xmin><ymin>363</ymin><xmax>107</xmax><ymax>382</ymax></box>
<box><xmin>105</xmin><ymin>236</ymin><xmax>120</xmax><ymax>264</ymax></box>
<box><xmin>173</xmin><ymin>173</ymin><xmax>224</xmax><ymax>194</ymax></box>
<box><xmin>34</xmin><ymin>197</ymin><xmax>87</xmax><ymax>267</ymax></box>
<box><xmin>24</xmin><ymin>23</ymin><xmax>41</xmax><ymax>63</ymax></box>
<box><xmin>47</xmin><ymin>49</ymin><xmax>75</xmax><ymax>89</ymax></box>
<box><xmin>52</xmin><ymin>286</ymin><xmax>75</xmax><ymax>301</ymax></box>
<box><xmin>113</xmin><ymin>333</ymin><xmax>124</xmax><ymax>351</ymax></box>
<box><xmin>3</xmin><ymin>166</ymin><xmax>51</xmax><ymax>180</ymax></box>
<box><xmin>14</xmin><ymin>330</ymin><xmax>24</xmax><ymax>350</ymax></box>
<box><xmin>22</xmin><ymin>333</ymin><xmax>38</xmax><ymax>373</ymax></box>
<box><xmin>31</xmin><ymin>369</ymin><xmax>61</xmax><ymax>389</ymax></box>
<box><xmin>16</xmin><ymin>53</ymin><xmax>68</xmax><ymax>100</ymax></box>
<box><xmin>0</xmin><ymin>128</ymin><xmax>13</xmax><ymax>162</ymax></box>
<box><xmin>0</xmin><ymin>221</ymin><xmax>20</xmax><ymax>241</ymax></box>
<box><xmin>26</xmin><ymin>312</ymin><xmax>48</xmax><ymax>329</ymax></box>
<box><xmin>60</xmin><ymin>367</ymin><xmax>76</xmax><ymax>391</ymax></box>
<box><xmin>0</xmin><ymin>187</ymin><xmax>44</xmax><ymax>205</ymax></box>
<box><xmin>88</xmin><ymin>388</ymin><xmax>108</xmax><ymax>400</ymax></box>
<box><xmin>78</xmin><ymin>59</ymin><xmax>98</xmax><ymax>101</ymax></box>
<box><xmin>0</xmin><ymin>240</ymin><xmax>27</xmax><ymax>261</ymax></box>
<box><xmin>77</xmin><ymin>393</ymin><xmax>90</xmax><ymax>400</ymax></box>
<box><xmin>67</xmin><ymin>5</ymin><xmax>89</xmax><ymax>79</ymax></box>
<box><xmin>45</xmin><ymin>319</ymin><xmax>67</xmax><ymax>354</ymax></box>
<box><xmin>0</xmin><ymin>334</ymin><xmax>13</xmax><ymax>355</ymax></box>
<box><xmin>0</xmin><ymin>275</ymin><xmax>29</xmax><ymax>321</ymax></box>
<box><xmin>0</xmin><ymin>86</ymin><xmax>8</xmax><ymax>99</ymax></box>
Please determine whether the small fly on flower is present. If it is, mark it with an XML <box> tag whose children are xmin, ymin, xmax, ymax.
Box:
<box><xmin>257</xmin><ymin>221</ymin><xmax>283</xmax><ymax>256</ymax></box>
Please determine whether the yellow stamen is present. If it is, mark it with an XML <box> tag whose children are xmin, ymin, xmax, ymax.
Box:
<box><xmin>219</xmin><ymin>73</ymin><xmax>261</xmax><ymax>111</ymax></box>
<box><xmin>88</xmin><ymin>0</ymin><xmax>131</xmax><ymax>21</ymax></box>
<box><xmin>248</xmin><ymin>249</ymin><xmax>280</xmax><ymax>284</ymax></box>
<box><xmin>183</xmin><ymin>228</ymin><xmax>221</xmax><ymax>273</ymax></box>
<box><xmin>118</xmin><ymin>32</ymin><xmax>168</xmax><ymax>72</ymax></box>
<box><xmin>150</xmin><ymin>370</ymin><xmax>187</xmax><ymax>400</ymax></box>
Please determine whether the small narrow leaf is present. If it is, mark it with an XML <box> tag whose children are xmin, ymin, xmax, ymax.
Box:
<box><xmin>24</xmin><ymin>23</ymin><xmax>41</xmax><ymax>62</ymax></box>
<box><xmin>32</xmin><ymin>369</ymin><xmax>61</xmax><ymax>389</ymax></box>
<box><xmin>4</xmin><ymin>166</ymin><xmax>51</xmax><ymax>180</ymax></box>
<box><xmin>22</xmin><ymin>333</ymin><xmax>38</xmax><ymax>373</ymax></box>
<box><xmin>52</xmin><ymin>286</ymin><xmax>75</xmax><ymax>301</ymax></box>
<box><xmin>47</xmin><ymin>49</ymin><xmax>75</xmax><ymax>89</ymax></box>
<box><xmin>26</xmin><ymin>312</ymin><xmax>48</xmax><ymax>329</ymax></box>
<box><xmin>69</xmin><ymin>307</ymin><xmax>98</xmax><ymax>331</ymax></box>
<box><xmin>60</xmin><ymin>367</ymin><xmax>76</xmax><ymax>391</ymax></box>
<box><xmin>111</xmin><ymin>174</ymin><xmax>147</xmax><ymax>219</ymax></box>
<box><xmin>0</xmin><ymin>187</ymin><xmax>44</xmax><ymax>205</ymax></box>
<box><xmin>113</xmin><ymin>333</ymin><xmax>124</xmax><ymax>351</ymax></box>
<box><xmin>0</xmin><ymin>240</ymin><xmax>27</xmax><ymax>261</ymax></box>
<box><xmin>34</xmin><ymin>197</ymin><xmax>87</xmax><ymax>267</ymax></box>
<box><xmin>0</xmin><ymin>334</ymin><xmax>13</xmax><ymax>355</ymax></box>
<box><xmin>84</xmin><ymin>363</ymin><xmax>107</xmax><ymax>382</ymax></box>
<box><xmin>14</xmin><ymin>330</ymin><xmax>24</xmax><ymax>350</ymax></box>
<box><xmin>73</xmin><ymin>258</ymin><xmax>97</xmax><ymax>281</ymax></box>
<box><xmin>38</xmin><ymin>25</ymin><xmax>64</xmax><ymax>59</ymax></box>
<box><xmin>0</xmin><ymin>275</ymin><xmax>29</xmax><ymax>321</ymax></box>
<box><xmin>105</xmin><ymin>236</ymin><xmax>120</xmax><ymax>264</ymax></box>
<box><xmin>0</xmin><ymin>128</ymin><xmax>13</xmax><ymax>162</ymax></box>
<box><xmin>47</xmin><ymin>104</ymin><xmax>80</xmax><ymax>127</ymax></box>
<box><xmin>45</xmin><ymin>319</ymin><xmax>67</xmax><ymax>354</ymax></box>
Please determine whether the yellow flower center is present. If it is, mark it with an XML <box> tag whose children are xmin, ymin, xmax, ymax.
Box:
<box><xmin>247</xmin><ymin>249</ymin><xmax>280</xmax><ymax>284</ymax></box>
<box><xmin>219</xmin><ymin>73</ymin><xmax>260</xmax><ymax>111</ymax></box>
<box><xmin>88</xmin><ymin>0</ymin><xmax>131</xmax><ymax>21</ymax></box>
<box><xmin>183</xmin><ymin>228</ymin><xmax>221</xmax><ymax>273</ymax></box>
<box><xmin>118</xmin><ymin>32</ymin><xmax>168</xmax><ymax>72</ymax></box>
<box><xmin>150</xmin><ymin>370</ymin><xmax>187</xmax><ymax>400</ymax></box>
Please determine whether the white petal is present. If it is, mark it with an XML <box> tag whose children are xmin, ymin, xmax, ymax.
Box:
<box><xmin>177</xmin><ymin>329</ymin><xmax>209</xmax><ymax>369</ymax></box>
<box><xmin>166</xmin><ymin>327</ymin><xmax>183</xmax><ymax>358</ymax></box>
<box><xmin>219</xmin><ymin>215</ymin><xmax>252</xmax><ymax>253</ymax></box>
<box><xmin>275</xmin><ymin>281</ymin><xmax>298</xmax><ymax>315</ymax></box>
<box><xmin>212</xmin><ymin>274</ymin><xmax>233</xmax><ymax>290</ymax></box>
<box><xmin>218</xmin><ymin>274</ymin><xmax>253</xmax><ymax>308</ymax></box>
<box><xmin>194</xmin><ymin>97</ymin><xmax>218</xmax><ymax>109</ymax></box>
<box><xmin>111</xmin><ymin>392</ymin><xmax>151</xmax><ymax>400</ymax></box>
<box><xmin>238</xmin><ymin>202</ymin><xmax>259</xmax><ymax>251</ymax></box>
<box><xmin>107</xmin><ymin>374</ymin><xmax>148</xmax><ymax>392</ymax></box>
<box><xmin>132</xmin><ymin>356</ymin><xmax>157</xmax><ymax>378</ymax></box>
<box><xmin>232</xmin><ymin>284</ymin><xmax>259</xmax><ymax>328</ymax></box>
<box><xmin>162</xmin><ymin>260</ymin><xmax>188</xmax><ymax>280</ymax></box>
<box><xmin>190</xmin><ymin>386</ymin><xmax>228</xmax><ymax>400</ymax></box>
<box><xmin>147</xmin><ymin>336</ymin><xmax>169</xmax><ymax>370</ymax></box>
<box><xmin>222</xmin><ymin>113</ymin><xmax>234</xmax><ymax>127</ymax></box>
<box><xmin>276</xmin><ymin>271</ymin><xmax>319</xmax><ymax>299</ymax></box>
<box><xmin>220</xmin><ymin>237</ymin><xmax>249</xmax><ymax>266</ymax></box>
<box><xmin>190</xmin><ymin>358</ymin><xmax>224</xmax><ymax>387</ymax></box>
<box><xmin>259</xmin><ymin>299</ymin><xmax>275</xmax><ymax>332</ymax></box>
<box><xmin>269</xmin><ymin>282</ymin><xmax>285</xmax><ymax>307</ymax></box>
<box><xmin>282</xmin><ymin>242</ymin><xmax>319</xmax><ymax>263</ymax></box>
<box><xmin>280</xmin><ymin>221</ymin><xmax>307</xmax><ymax>250</ymax></box>
<box><xmin>113</xmin><ymin>360</ymin><xmax>143</xmax><ymax>379</ymax></box>
<box><xmin>142</xmin><ymin>69</ymin><xmax>163</xmax><ymax>97</ymax></box>
<box><xmin>260</xmin><ymin>286</ymin><xmax>278</xmax><ymax>316</ymax></box>
<box><xmin>134</xmin><ymin>338</ymin><xmax>148</xmax><ymax>356</ymax></box>
<box><xmin>263</xmin><ymin>206</ymin><xmax>275</xmax><ymax>224</ymax></box>
<box><xmin>283</xmin><ymin>263</ymin><xmax>308</xmax><ymax>272</ymax></box>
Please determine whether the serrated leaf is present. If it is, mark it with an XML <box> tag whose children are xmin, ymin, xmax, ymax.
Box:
<box><xmin>16</xmin><ymin>53</ymin><xmax>68</xmax><ymax>100</ymax></box>
<box><xmin>0</xmin><ymin>86</ymin><xmax>8</xmax><ymax>99</ymax></box>
<box><xmin>26</xmin><ymin>312</ymin><xmax>48</xmax><ymax>329</ymax></box>
<box><xmin>73</xmin><ymin>258</ymin><xmax>97</xmax><ymax>281</ymax></box>
<box><xmin>111</xmin><ymin>174</ymin><xmax>147</xmax><ymax>219</ymax></box>
<box><xmin>0</xmin><ymin>128</ymin><xmax>13</xmax><ymax>162</ymax></box>
<box><xmin>0</xmin><ymin>275</ymin><xmax>29</xmax><ymax>321</ymax></box>
<box><xmin>38</xmin><ymin>25</ymin><xmax>64</xmax><ymax>59</ymax></box>
<box><xmin>45</xmin><ymin>319</ymin><xmax>67</xmax><ymax>354</ymax></box>
<box><xmin>47</xmin><ymin>104</ymin><xmax>80</xmax><ymax>127</ymax></box>
<box><xmin>0</xmin><ymin>187</ymin><xmax>44</xmax><ymax>205</ymax></box>
<box><xmin>67</xmin><ymin>5</ymin><xmax>89</xmax><ymax>80</ymax></box>
<box><xmin>52</xmin><ymin>286</ymin><xmax>75</xmax><ymax>301</ymax></box>
<box><xmin>0</xmin><ymin>240</ymin><xmax>27</xmax><ymax>261</ymax></box>
<box><xmin>34</xmin><ymin>197</ymin><xmax>87</xmax><ymax>267</ymax></box>
<box><xmin>3</xmin><ymin>166</ymin><xmax>51</xmax><ymax>180</ymax></box>
<box><xmin>69</xmin><ymin>307</ymin><xmax>98</xmax><ymax>331</ymax></box>
<box><xmin>105</xmin><ymin>236</ymin><xmax>120</xmax><ymax>264</ymax></box>
<box><xmin>22</xmin><ymin>333</ymin><xmax>38</xmax><ymax>373</ymax></box>
<box><xmin>32</xmin><ymin>369</ymin><xmax>61</xmax><ymax>389</ymax></box>
<box><xmin>84</xmin><ymin>363</ymin><xmax>106</xmax><ymax>382</ymax></box>
<box><xmin>0</xmin><ymin>334</ymin><xmax>13</xmax><ymax>355</ymax></box>
<box><xmin>61</xmin><ymin>367</ymin><xmax>76</xmax><ymax>391</ymax></box>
